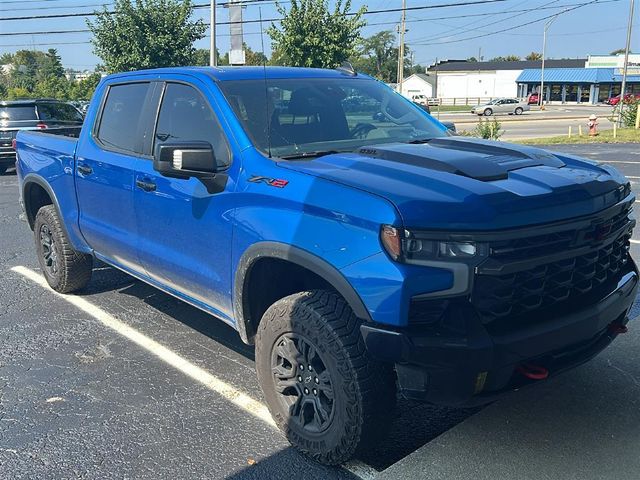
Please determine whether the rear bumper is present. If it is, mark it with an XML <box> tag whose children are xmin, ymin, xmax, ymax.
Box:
<box><xmin>361</xmin><ymin>261</ymin><xmax>638</xmax><ymax>407</ymax></box>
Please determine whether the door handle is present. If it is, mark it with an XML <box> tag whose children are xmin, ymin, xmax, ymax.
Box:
<box><xmin>77</xmin><ymin>164</ymin><xmax>93</xmax><ymax>176</ymax></box>
<box><xmin>136</xmin><ymin>179</ymin><xmax>157</xmax><ymax>192</ymax></box>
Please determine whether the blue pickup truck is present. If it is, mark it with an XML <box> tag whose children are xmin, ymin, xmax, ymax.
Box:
<box><xmin>15</xmin><ymin>66</ymin><xmax>638</xmax><ymax>465</ymax></box>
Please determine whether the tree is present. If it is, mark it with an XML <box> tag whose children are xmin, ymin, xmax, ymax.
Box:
<box><xmin>351</xmin><ymin>30</ymin><xmax>418</xmax><ymax>83</ymax></box>
<box><xmin>39</xmin><ymin>49</ymin><xmax>65</xmax><ymax>79</ymax></box>
<box><xmin>244</xmin><ymin>44</ymin><xmax>269</xmax><ymax>66</ymax></box>
<box><xmin>268</xmin><ymin>0</ymin><xmax>366</xmax><ymax>68</ymax></box>
<box><xmin>88</xmin><ymin>0</ymin><xmax>206</xmax><ymax>73</ymax></box>
<box><xmin>466</xmin><ymin>56</ymin><xmax>478</xmax><ymax>62</ymax></box>
<box><xmin>490</xmin><ymin>55</ymin><xmax>520</xmax><ymax>62</ymax></box>
<box><xmin>525</xmin><ymin>52</ymin><xmax>542</xmax><ymax>61</ymax></box>
<box><xmin>192</xmin><ymin>48</ymin><xmax>229</xmax><ymax>66</ymax></box>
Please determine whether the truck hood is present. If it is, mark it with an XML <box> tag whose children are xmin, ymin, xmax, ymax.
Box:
<box><xmin>278</xmin><ymin>137</ymin><xmax>629</xmax><ymax>230</ymax></box>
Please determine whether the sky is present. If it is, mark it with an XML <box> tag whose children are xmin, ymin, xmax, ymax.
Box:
<box><xmin>0</xmin><ymin>0</ymin><xmax>638</xmax><ymax>71</ymax></box>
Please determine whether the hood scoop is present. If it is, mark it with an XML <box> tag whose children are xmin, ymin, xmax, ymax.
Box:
<box><xmin>357</xmin><ymin>138</ymin><xmax>566</xmax><ymax>181</ymax></box>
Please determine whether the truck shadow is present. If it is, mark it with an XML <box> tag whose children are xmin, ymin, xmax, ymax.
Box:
<box><xmin>81</xmin><ymin>262</ymin><xmax>255</xmax><ymax>361</ymax></box>
<box><xmin>79</xmin><ymin>263</ymin><xmax>482</xmax><ymax>471</ymax></box>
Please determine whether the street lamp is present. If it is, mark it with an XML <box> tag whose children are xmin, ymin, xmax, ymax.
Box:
<box><xmin>617</xmin><ymin>0</ymin><xmax>635</xmax><ymax>126</ymax></box>
<box><xmin>539</xmin><ymin>14</ymin><xmax>559</xmax><ymax>109</ymax></box>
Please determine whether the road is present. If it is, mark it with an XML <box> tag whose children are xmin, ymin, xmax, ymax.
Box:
<box><xmin>1</xmin><ymin>142</ymin><xmax>639</xmax><ymax>480</ymax></box>
<box><xmin>436</xmin><ymin>104</ymin><xmax>616</xmax><ymax>140</ymax></box>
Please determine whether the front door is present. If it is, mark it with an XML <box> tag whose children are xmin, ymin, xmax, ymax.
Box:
<box><xmin>133</xmin><ymin>80</ymin><xmax>238</xmax><ymax>319</ymax></box>
<box><xmin>76</xmin><ymin>81</ymin><xmax>156</xmax><ymax>271</ymax></box>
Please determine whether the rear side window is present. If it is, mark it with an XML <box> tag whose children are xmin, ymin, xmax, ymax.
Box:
<box><xmin>38</xmin><ymin>103</ymin><xmax>84</xmax><ymax>123</ymax></box>
<box><xmin>154</xmin><ymin>83</ymin><xmax>231</xmax><ymax>168</ymax></box>
<box><xmin>97</xmin><ymin>83</ymin><xmax>150</xmax><ymax>154</ymax></box>
<box><xmin>0</xmin><ymin>105</ymin><xmax>37</xmax><ymax>122</ymax></box>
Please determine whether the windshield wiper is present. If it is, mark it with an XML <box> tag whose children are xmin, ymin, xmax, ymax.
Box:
<box><xmin>406</xmin><ymin>137</ymin><xmax>435</xmax><ymax>144</ymax></box>
<box><xmin>279</xmin><ymin>150</ymin><xmax>341</xmax><ymax>160</ymax></box>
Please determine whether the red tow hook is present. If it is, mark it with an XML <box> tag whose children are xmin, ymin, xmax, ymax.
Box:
<box><xmin>608</xmin><ymin>322</ymin><xmax>629</xmax><ymax>335</ymax></box>
<box><xmin>517</xmin><ymin>364</ymin><xmax>549</xmax><ymax>380</ymax></box>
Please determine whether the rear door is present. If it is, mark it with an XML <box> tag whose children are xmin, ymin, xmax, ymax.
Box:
<box><xmin>133</xmin><ymin>79</ymin><xmax>238</xmax><ymax>317</ymax></box>
<box><xmin>76</xmin><ymin>81</ymin><xmax>159</xmax><ymax>271</ymax></box>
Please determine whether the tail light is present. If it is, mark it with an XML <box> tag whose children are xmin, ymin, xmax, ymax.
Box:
<box><xmin>36</xmin><ymin>123</ymin><xmax>48</xmax><ymax>130</ymax></box>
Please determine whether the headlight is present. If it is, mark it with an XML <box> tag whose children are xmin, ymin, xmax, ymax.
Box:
<box><xmin>381</xmin><ymin>225</ymin><xmax>488</xmax><ymax>264</ymax></box>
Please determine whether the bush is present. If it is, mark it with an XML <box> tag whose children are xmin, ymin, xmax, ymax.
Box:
<box><xmin>613</xmin><ymin>98</ymin><xmax>639</xmax><ymax>128</ymax></box>
<box><xmin>472</xmin><ymin>117</ymin><xmax>503</xmax><ymax>140</ymax></box>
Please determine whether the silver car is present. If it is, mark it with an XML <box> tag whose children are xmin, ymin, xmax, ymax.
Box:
<box><xmin>471</xmin><ymin>98</ymin><xmax>530</xmax><ymax>116</ymax></box>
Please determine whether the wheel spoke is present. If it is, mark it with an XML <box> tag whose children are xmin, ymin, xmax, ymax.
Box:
<box><xmin>318</xmin><ymin>370</ymin><xmax>334</xmax><ymax>400</ymax></box>
<box><xmin>313</xmin><ymin>397</ymin><xmax>329</xmax><ymax>426</ymax></box>
<box><xmin>275</xmin><ymin>336</ymin><xmax>302</xmax><ymax>364</ymax></box>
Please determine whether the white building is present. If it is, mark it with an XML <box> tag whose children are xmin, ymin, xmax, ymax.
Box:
<box><xmin>398</xmin><ymin>73</ymin><xmax>435</xmax><ymax>100</ymax></box>
<box><xmin>427</xmin><ymin>59</ymin><xmax>586</xmax><ymax>102</ymax></box>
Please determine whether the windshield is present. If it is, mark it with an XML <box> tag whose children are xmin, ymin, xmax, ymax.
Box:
<box><xmin>218</xmin><ymin>77</ymin><xmax>447</xmax><ymax>158</ymax></box>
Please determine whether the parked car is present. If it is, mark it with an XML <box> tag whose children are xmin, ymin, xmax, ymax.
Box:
<box><xmin>607</xmin><ymin>93</ymin><xmax>640</xmax><ymax>106</ymax></box>
<box><xmin>411</xmin><ymin>94</ymin><xmax>429</xmax><ymax>106</ymax></box>
<box><xmin>471</xmin><ymin>98</ymin><xmax>530</xmax><ymax>116</ymax></box>
<box><xmin>0</xmin><ymin>99</ymin><xmax>84</xmax><ymax>175</ymax></box>
<box><xmin>15</xmin><ymin>66</ymin><xmax>637</xmax><ymax>465</ymax></box>
<box><xmin>527</xmin><ymin>93</ymin><xmax>540</xmax><ymax>105</ymax></box>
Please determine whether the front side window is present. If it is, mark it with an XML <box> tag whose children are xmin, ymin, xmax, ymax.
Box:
<box><xmin>97</xmin><ymin>82</ymin><xmax>150</xmax><ymax>154</ymax></box>
<box><xmin>154</xmin><ymin>83</ymin><xmax>230</xmax><ymax>168</ymax></box>
<box><xmin>38</xmin><ymin>103</ymin><xmax>84</xmax><ymax>123</ymax></box>
<box><xmin>219</xmin><ymin>77</ymin><xmax>446</xmax><ymax>158</ymax></box>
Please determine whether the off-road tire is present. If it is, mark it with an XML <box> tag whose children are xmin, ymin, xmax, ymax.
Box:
<box><xmin>255</xmin><ymin>290</ymin><xmax>396</xmax><ymax>465</ymax></box>
<box><xmin>483</xmin><ymin>108</ymin><xmax>493</xmax><ymax>116</ymax></box>
<box><xmin>34</xmin><ymin>205</ymin><xmax>93</xmax><ymax>293</ymax></box>
<box><xmin>515</xmin><ymin>107</ymin><xmax>523</xmax><ymax>115</ymax></box>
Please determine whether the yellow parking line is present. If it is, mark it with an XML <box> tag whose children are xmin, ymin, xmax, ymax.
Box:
<box><xmin>11</xmin><ymin>266</ymin><xmax>275</xmax><ymax>427</ymax></box>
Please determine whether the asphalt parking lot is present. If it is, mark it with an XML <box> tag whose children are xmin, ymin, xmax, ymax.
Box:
<box><xmin>1</xmin><ymin>142</ymin><xmax>639</xmax><ymax>479</ymax></box>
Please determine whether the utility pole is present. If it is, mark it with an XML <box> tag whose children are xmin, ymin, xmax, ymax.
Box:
<box><xmin>210</xmin><ymin>0</ymin><xmax>217</xmax><ymax>66</ymax></box>
<box><xmin>539</xmin><ymin>14</ymin><xmax>559</xmax><ymax>109</ymax></box>
<box><xmin>617</xmin><ymin>0</ymin><xmax>635</xmax><ymax>126</ymax></box>
<box><xmin>397</xmin><ymin>0</ymin><xmax>406</xmax><ymax>95</ymax></box>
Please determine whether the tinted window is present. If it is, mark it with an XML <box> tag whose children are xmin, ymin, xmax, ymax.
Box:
<box><xmin>0</xmin><ymin>105</ymin><xmax>37</xmax><ymax>122</ymax></box>
<box><xmin>97</xmin><ymin>83</ymin><xmax>150</xmax><ymax>154</ymax></box>
<box><xmin>154</xmin><ymin>83</ymin><xmax>230</xmax><ymax>167</ymax></box>
<box><xmin>38</xmin><ymin>103</ymin><xmax>84</xmax><ymax>123</ymax></box>
<box><xmin>219</xmin><ymin>78</ymin><xmax>445</xmax><ymax>158</ymax></box>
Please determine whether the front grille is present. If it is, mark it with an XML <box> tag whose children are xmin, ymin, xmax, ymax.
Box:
<box><xmin>471</xmin><ymin>207</ymin><xmax>633</xmax><ymax>325</ymax></box>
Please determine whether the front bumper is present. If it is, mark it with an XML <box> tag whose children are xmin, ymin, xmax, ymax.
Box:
<box><xmin>361</xmin><ymin>261</ymin><xmax>638</xmax><ymax>406</ymax></box>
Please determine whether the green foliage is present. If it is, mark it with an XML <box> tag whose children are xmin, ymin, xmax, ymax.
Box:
<box><xmin>0</xmin><ymin>49</ymin><xmax>102</xmax><ymax>101</ymax></box>
<box><xmin>489</xmin><ymin>55</ymin><xmax>521</xmax><ymax>62</ymax></box>
<box><xmin>351</xmin><ymin>30</ymin><xmax>420</xmax><ymax>83</ymax></box>
<box><xmin>88</xmin><ymin>0</ymin><xmax>206</xmax><ymax>73</ymax></box>
<box><xmin>466</xmin><ymin>56</ymin><xmax>478</xmax><ymax>62</ymax></box>
<box><xmin>613</xmin><ymin>98</ymin><xmax>640</xmax><ymax>128</ymax></box>
<box><xmin>525</xmin><ymin>52</ymin><xmax>542</xmax><ymax>61</ymax></box>
<box><xmin>472</xmin><ymin>118</ymin><xmax>503</xmax><ymax>140</ymax></box>
<box><xmin>268</xmin><ymin>0</ymin><xmax>366</xmax><ymax>68</ymax></box>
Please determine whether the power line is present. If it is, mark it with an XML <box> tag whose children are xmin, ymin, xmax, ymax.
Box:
<box><xmin>0</xmin><ymin>0</ymin><xmax>508</xmax><ymax>21</ymax></box>
<box><xmin>411</xmin><ymin>0</ymin><xmax>620</xmax><ymax>45</ymax></box>
<box><xmin>410</xmin><ymin>0</ymin><xmax>562</xmax><ymax>44</ymax></box>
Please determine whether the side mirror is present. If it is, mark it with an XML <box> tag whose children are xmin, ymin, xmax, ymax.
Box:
<box><xmin>154</xmin><ymin>141</ymin><xmax>217</xmax><ymax>177</ymax></box>
<box><xmin>153</xmin><ymin>141</ymin><xmax>228</xmax><ymax>194</ymax></box>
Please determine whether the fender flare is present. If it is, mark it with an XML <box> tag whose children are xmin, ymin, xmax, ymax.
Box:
<box><xmin>22</xmin><ymin>173</ymin><xmax>64</xmax><ymax>230</ymax></box>
<box><xmin>234</xmin><ymin>241</ymin><xmax>372</xmax><ymax>343</ymax></box>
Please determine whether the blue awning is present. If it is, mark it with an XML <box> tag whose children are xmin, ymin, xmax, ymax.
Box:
<box><xmin>517</xmin><ymin>68</ymin><xmax>640</xmax><ymax>84</ymax></box>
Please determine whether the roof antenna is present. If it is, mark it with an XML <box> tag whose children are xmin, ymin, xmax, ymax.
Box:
<box><xmin>259</xmin><ymin>7</ymin><xmax>272</xmax><ymax>158</ymax></box>
<box><xmin>336</xmin><ymin>61</ymin><xmax>357</xmax><ymax>76</ymax></box>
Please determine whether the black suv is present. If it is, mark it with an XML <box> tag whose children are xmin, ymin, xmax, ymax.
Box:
<box><xmin>0</xmin><ymin>99</ymin><xmax>84</xmax><ymax>174</ymax></box>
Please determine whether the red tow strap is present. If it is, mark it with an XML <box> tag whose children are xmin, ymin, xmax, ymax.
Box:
<box><xmin>517</xmin><ymin>363</ymin><xmax>549</xmax><ymax>380</ymax></box>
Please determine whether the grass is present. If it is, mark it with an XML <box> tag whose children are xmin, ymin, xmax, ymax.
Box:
<box><xmin>519</xmin><ymin>128</ymin><xmax>640</xmax><ymax>145</ymax></box>
<box><xmin>433</xmin><ymin>105</ymin><xmax>475</xmax><ymax>112</ymax></box>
